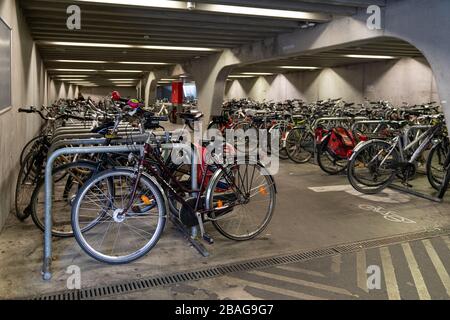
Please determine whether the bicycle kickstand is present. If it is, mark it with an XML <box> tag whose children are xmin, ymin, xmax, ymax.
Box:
<box><xmin>195</xmin><ymin>212</ymin><xmax>214</xmax><ymax>245</ymax></box>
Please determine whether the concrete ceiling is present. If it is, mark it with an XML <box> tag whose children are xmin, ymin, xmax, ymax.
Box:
<box><xmin>19</xmin><ymin>0</ymin><xmax>391</xmax><ymax>86</ymax></box>
<box><xmin>231</xmin><ymin>38</ymin><xmax>424</xmax><ymax>75</ymax></box>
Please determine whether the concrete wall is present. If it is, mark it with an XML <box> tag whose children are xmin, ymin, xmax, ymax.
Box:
<box><xmin>78</xmin><ymin>86</ymin><xmax>138</xmax><ymax>102</ymax></box>
<box><xmin>225</xmin><ymin>58</ymin><xmax>440</xmax><ymax>105</ymax></box>
<box><xmin>0</xmin><ymin>0</ymin><xmax>47</xmax><ymax>230</ymax></box>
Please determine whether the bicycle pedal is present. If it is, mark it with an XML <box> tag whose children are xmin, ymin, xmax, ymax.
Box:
<box><xmin>202</xmin><ymin>233</ymin><xmax>214</xmax><ymax>245</ymax></box>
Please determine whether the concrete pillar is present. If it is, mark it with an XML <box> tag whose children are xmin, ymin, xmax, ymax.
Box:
<box><xmin>186</xmin><ymin>51</ymin><xmax>239</xmax><ymax>123</ymax></box>
<box><xmin>144</xmin><ymin>72</ymin><xmax>158</xmax><ymax>107</ymax></box>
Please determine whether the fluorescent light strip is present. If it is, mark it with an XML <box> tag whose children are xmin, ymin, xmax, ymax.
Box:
<box><xmin>118</xmin><ymin>62</ymin><xmax>169</xmax><ymax>65</ymax></box>
<box><xmin>51</xmin><ymin>59</ymin><xmax>170</xmax><ymax>65</ymax></box>
<box><xmin>104</xmin><ymin>70</ymin><xmax>143</xmax><ymax>73</ymax></box>
<box><xmin>160</xmin><ymin>78</ymin><xmax>177</xmax><ymax>81</ymax></box>
<box><xmin>49</xmin><ymin>69</ymin><xmax>98</xmax><ymax>72</ymax></box>
<box><xmin>241</xmin><ymin>72</ymin><xmax>274</xmax><ymax>76</ymax></box>
<box><xmin>51</xmin><ymin>60</ymin><xmax>108</xmax><ymax>63</ymax></box>
<box><xmin>53</xmin><ymin>75</ymin><xmax>90</xmax><ymax>78</ymax></box>
<box><xmin>41</xmin><ymin>41</ymin><xmax>217</xmax><ymax>52</ymax></box>
<box><xmin>344</xmin><ymin>54</ymin><xmax>396</xmax><ymax>59</ymax></box>
<box><xmin>228</xmin><ymin>75</ymin><xmax>255</xmax><ymax>78</ymax></box>
<box><xmin>77</xmin><ymin>0</ymin><xmax>185</xmax><ymax>9</ymax></box>
<box><xmin>279</xmin><ymin>66</ymin><xmax>320</xmax><ymax>70</ymax></box>
<box><xmin>108</xmin><ymin>78</ymin><xmax>138</xmax><ymax>81</ymax></box>
<box><xmin>77</xmin><ymin>0</ymin><xmax>329</xmax><ymax>21</ymax></box>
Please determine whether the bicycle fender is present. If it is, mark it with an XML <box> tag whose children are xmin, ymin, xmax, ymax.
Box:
<box><xmin>349</xmin><ymin>139</ymin><xmax>387</xmax><ymax>161</ymax></box>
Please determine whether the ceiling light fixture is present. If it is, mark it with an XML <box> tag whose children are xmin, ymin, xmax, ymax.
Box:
<box><xmin>53</xmin><ymin>75</ymin><xmax>90</xmax><ymax>78</ymax></box>
<box><xmin>108</xmin><ymin>78</ymin><xmax>138</xmax><ymax>81</ymax></box>
<box><xmin>51</xmin><ymin>60</ymin><xmax>108</xmax><ymax>63</ymax></box>
<box><xmin>241</xmin><ymin>72</ymin><xmax>274</xmax><ymax>76</ymax></box>
<box><xmin>77</xmin><ymin>0</ymin><xmax>330</xmax><ymax>21</ymax></box>
<box><xmin>40</xmin><ymin>41</ymin><xmax>217</xmax><ymax>52</ymax></box>
<box><xmin>118</xmin><ymin>61</ymin><xmax>170</xmax><ymax>65</ymax></box>
<box><xmin>228</xmin><ymin>75</ymin><xmax>255</xmax><ymax>78</ymax></box>
<box><xmin>48</xmin><ymin>69</ymin><xmax>97</xmax><ymax>72</ymax></box>
<box><xmin>344</xmin><ymin>54</ymin><xmax>396</xmax><ymax>59</ymax></box>
<box><xmin>279</xmin><ymin>66</ymin><xmax>320</xmax><ymax>70</ymax></box>
<box><xmin>104</xmin><ymin>70</ymin><xmax>143</xmax><ymax>73</ymax></box>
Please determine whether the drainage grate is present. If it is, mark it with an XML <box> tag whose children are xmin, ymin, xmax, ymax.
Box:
<box><xmin>30</xmin><ymin>227</ymin><xmax>450</xmax><ymax>300</ymax></box>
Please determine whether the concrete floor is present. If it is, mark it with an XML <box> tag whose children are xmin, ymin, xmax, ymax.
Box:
<box><xmin>1</xmin><ymin>160</ymin><xmax>450</xmax><ymax>299</ymax></box>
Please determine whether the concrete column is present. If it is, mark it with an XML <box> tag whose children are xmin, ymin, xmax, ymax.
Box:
<box><xmin>186</xmin><ymin>51</ymin><xmax>239</xmax><ymax>123</ymax></box>
<box><xmin>144</xmin><ymin>72</ymin><xmax>158</xmax><ymax>107</ymax></box>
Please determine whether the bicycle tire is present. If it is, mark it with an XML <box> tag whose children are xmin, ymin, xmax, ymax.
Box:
<box><xmin>317</xmin><ymin>137</ymin><xmax>348</xmax><ymax>175</ymax></box>
<box><xmin>30</xmin><ymin>161</ymin><xmax>99</xmax><ymax>237</ymax></box>
<box><xmin>72</xmin><ymin>168</ymin><xmax>166</xmax><ymax>264</ymax></box>
<box><xmin>347</xmin><ymin>140</ymin><xmax>399</xmax><ymax>194</ymax></box>
<box><xmin>206</xmin><ymin>162</ymin><xmax>276</xmax><ymax>241</ymax></box>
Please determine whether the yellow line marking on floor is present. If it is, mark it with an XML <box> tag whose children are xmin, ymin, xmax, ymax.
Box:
<box><xmin>331</xmin><ymin>255</ymin><xmax>341</xmax><ymax>274</ymax></box>
<box><xmin>401</xmin><ymin>242</ymin><xmax>431</xmax><ymax>300</ymax></box>
<box><xmin>356</xmin><ymin>251</ymin><xmax>368</xmax><ymax>293</ymax></box>
<box><xmin>275</xmin><ymin>265</ymin><xmax>325</xmax><ymax>278</ymax></box>
<box><xmin>380</xmin><ymin>247</ymin><xmax>401</xmax><ymax>300</ymax></box>
<box><xmin>422</xmin><ymin>239</ymin><xmax>450</xmax><ymax>297</ymax></box>
<box><xmin>229</xmin><ymin>277</ymin><xmax>327</xmax><ymax>300</ymax></box>
<box><xmin>249</xmin><ymin>270</ymin><xmax>354</xmax><ymax>297</ymax></box>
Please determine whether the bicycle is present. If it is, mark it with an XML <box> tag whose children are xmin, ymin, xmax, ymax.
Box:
<box><xmin>70</xmin><ymin>112</ymin><xmax>277</xmax><ymax>264</ymax></box>
<box><xmin>347</xmin><ymin>115</ymin><xmax>446</xmax><ymax>194</ymax></box>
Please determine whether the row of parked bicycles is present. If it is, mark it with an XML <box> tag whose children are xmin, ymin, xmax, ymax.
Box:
<box><xmin>15</xmin><ymin>93</ymin><xmax>276</xmax><ymax>264</ymax></box>
<box><xmin>212</xmin><ymin>98</ymin><xmax>450</xmax><ymax>195</ymax></box>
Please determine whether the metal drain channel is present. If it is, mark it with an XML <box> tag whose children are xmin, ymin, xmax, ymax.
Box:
<box><xmin>30</xmin><ymin>227</ymin><xmax>450</xmax><ymax>300</ymax></box>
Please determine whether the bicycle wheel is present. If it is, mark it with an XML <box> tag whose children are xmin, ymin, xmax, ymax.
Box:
<box><xmin>14</xmin><ymin>152</ymin><xmax>41</xmax><ymax>221</ymax></box>
<box><xmin>232</xmin><ymin>121</ymin><xmax>258</xmax><ymax>154</ymax></box>
<box><xmin>72</xmin><ymin>168</ymin><xmax>166</xmax><ymax>264</ymax></box>
<box><xmin>30</xmin><ymin>161</ymin><xmax>99</xmax><ymax>237</ymax></box>
<box><xmin>426</xmin><ymin>139</ymin><xmax>449</xmax><ymax>190</ymax></box>
<box><xmin>285</xmin><ymin>128</ymin><xmax>313</xmax><ymax>163</ymax></box>
<box><xmin>206</xmin><ymin>162</ymin><xmax>276</xmax><ymax>241</ymax></box>
<box><xmin>317</xmin><ymin>137</ymin><xmax>348</xmax><ymax>175</ymax></box>
<box><xmin>268</xmin><ymin>123</ymin><xmax>290</xmax><ymax>160</ymax></box>
<box><xmin>20</xmin><ymin>135</ymin><xmax>47</xmax><ymax>166</ymax></box>
<box><xmin>347</xmin><ymin>140</ymin><xmax>399</xmax><ymax>194</ymax></box>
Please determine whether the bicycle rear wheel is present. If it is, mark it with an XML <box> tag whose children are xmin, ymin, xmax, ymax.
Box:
<box><xmin>15</xmin><ymin>152</ymin><xmax>41</xmax><ymax>221</ymax></box>
<box><xmin>71</xmin><ymin>168</ymin><xmax>166</xmax><ymax>264</ymax></box>
<box><xmin>30</xmin><ymin>161</ymin><xmax>99</xmax><ymax>237</ymax></box>
<box><xmin>206</xmin><ymin>162</ymin><xmax>276</xmax><ymax>241</ymax></box>
<box><xmin>347</xmin><ymin>140</ymin><xmax>399</xmax><ymax>194</ymax></box>
<box><xmin>317</xmin><ymin>137</ymin><xmax>348</xmax><ymax>175</ymax></box>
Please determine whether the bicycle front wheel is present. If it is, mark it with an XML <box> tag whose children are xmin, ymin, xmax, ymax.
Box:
<box><xmin>71</xmin><ymin>169</ymin><xmax>166</xmax><ymax>264</ymax></box>
<box><xmin>426</xmin><ymin>139</ymin><xmax>449</xmax><ymax>190</ymax></box>
<box><xmin>206</xmin><ymin>162</ymin><xmax>276</xmax><ymax>241</ymax></box>
<box><xmin>285</xmin><ymin>128</ymin><xmax>313</xmax><ymax>163</ymax></box>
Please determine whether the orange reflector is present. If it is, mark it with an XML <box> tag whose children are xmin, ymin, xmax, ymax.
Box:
<box><xmin>141</xmin><ymin>195</ymin><xmax>153</xmax><ymax>205</ymax></box>
<box><xmin>259</xmin><ymin>186</ymin><xmax>268</xmax><ymax>196</ymax></box>
<box><xmin>217</xmin><ymin>200</ymin><xmax>223</xmax><ymax>208</ymax></box>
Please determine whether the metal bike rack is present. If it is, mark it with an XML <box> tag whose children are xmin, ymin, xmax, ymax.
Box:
<box><xmin>47</xmin><ymin>134</ymin><xmax>150</xmax><ymax>155</ymax></box>
<box><xmin>389</xmin><ymin>124</ymin><xmax>439</xmax><ymax>202</ymax></box>
<box><xmin>42</xmin><ymin>145</ymin><xmax>144</xmax><ymax>280</ymax></box>
<box><xmin>42</xmin><ymin>136</ymin><xmax>209</xmax><ymax>280</ymax></box>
